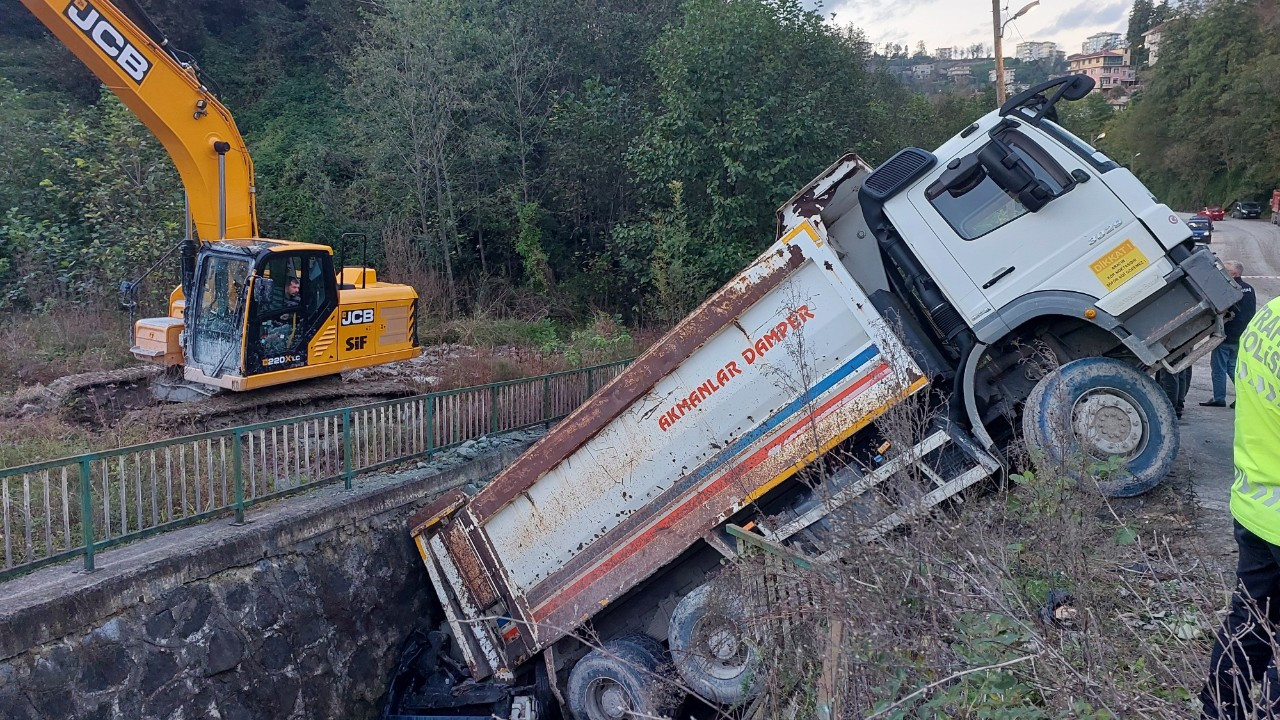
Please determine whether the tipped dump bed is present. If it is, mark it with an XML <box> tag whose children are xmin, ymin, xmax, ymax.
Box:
<box><xmin>409</xmin><ymin>156</ymin><xmax>936</xmax><ymax>679</ymax></box>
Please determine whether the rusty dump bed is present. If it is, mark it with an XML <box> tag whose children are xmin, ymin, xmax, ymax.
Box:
<box><xmin>408</xmin><ymin>157</ymin><xmax>933</xmax><ymax>680</ymax></box>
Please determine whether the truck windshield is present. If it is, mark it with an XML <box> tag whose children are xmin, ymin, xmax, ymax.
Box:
<box><xmin>189</xmin><ymin>255</ymin><xmax>251</xmax><ymax>372</ymax></box>
<box><xmin>1037</xmin><ymin>118</ymin><xmax>1120</xmax><ymax>173</ymax></box>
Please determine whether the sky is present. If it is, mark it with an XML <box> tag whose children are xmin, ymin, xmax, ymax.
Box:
<box><xmin>812</xmin><ymin>0</ymin><xmax>1132</xmax><ymax>57</ymax></box>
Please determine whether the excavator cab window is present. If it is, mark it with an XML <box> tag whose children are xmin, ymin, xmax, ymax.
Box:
<box><xmin>245</xmin><ymin>251</ymin><xmax>338</xmax><ymax>374</ymax></box>
<box><xmin>188</xmin><ymin>255</ymin><xmax>252</xmax><ymax>376</ymax></box>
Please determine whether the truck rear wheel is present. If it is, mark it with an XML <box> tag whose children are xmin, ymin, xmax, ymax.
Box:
<box><xmin>566</xmin><ymin>637</ymin><xmax>669</xmax><ymax>720</ymax></box>
<box><xmin>1021</xmin><ymin>357</ymin><xmax>1178</xmax><ymax>497</ymax></box>
<box><xmin>669</xmin><ymin>583</ymin><xmax>762</xmax><ymax>705</ymax></box>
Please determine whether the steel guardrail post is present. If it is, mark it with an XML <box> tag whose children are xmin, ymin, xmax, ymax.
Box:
<box><xmin>78</xmin><ymin>458</ymin><xmax>94</xmax><ymax>572</ymax></box>
<box><xmin>232</xmin><ymin>430</ymin><xmax>245</xmax><ymax>525</ymax></box>
<box><xmin>490</xmin><ymin>385</ymin><xmax>498</xmax><ymax>435</ymax></box>
<box><xmin>426</xmin><ymin>397</ymin><xmax>435</xmax><ymax>459</ymax></box>
<box><xmin>543</xmin><ymin>376</ymin><xmax>552</xmax><ymax>419</ymax></box>
<box><xmin>342</xmin><ymin>408</ymin><xmax>354</xmax><ymax>490</ymax></box>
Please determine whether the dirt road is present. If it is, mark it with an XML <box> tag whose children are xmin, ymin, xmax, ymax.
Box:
<box><xmin>1172</xmin><ymin>217</ymin><xmax>1280</xmax><ymax>546</ymax></box>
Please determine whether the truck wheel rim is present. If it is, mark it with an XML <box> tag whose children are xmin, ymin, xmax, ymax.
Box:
<box><xmin>693</xmin><ymin>615</ymin><xmax>751</xmax><ymax>679</ymax></box>
<box><xmin>1071</xmin><ymin>389</ymin><xmax>1147</xmax><ymax>459</ymax></box>
<box><xmin>587</xmin><ymin>678</ymin><xmax>632</xmax><ymax>719</ymax></box>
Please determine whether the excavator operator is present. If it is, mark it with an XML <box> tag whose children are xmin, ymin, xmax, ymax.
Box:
<box><xmin>261</xmin><ymin>276</ymin><xmax>301</xmax><ymax>354</ymax></box>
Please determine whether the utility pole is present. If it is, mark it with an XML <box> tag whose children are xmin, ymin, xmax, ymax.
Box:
<box><xmin>993</xmin><ymin>0</ymin><xmax>1006</xmax><ymax>106</ymax></box>
<box><xmin>992</xmin><ymin>1</ymin><xmax>1040</xmax><ymax>107</ymax></box>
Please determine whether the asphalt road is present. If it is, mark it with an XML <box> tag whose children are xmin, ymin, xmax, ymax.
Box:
<box><xmin>1172</xmin><ymin>217</ymin><xmax>1280</xmax><ymax>526</ymax></box>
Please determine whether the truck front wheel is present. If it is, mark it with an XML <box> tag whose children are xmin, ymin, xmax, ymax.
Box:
<box><xmin>1021</xmin><ymin>357</ymin><xmax>1178</xmax><ymax>497</ymax></box>
<box><xmin>566</xmin><ymin>637</ymin><xmax>669</xmax><ymax>720</ymax></box>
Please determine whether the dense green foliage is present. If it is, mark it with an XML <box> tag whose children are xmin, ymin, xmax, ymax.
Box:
<box><xmin>0</xmin><ymin>82</ymin><xmax>182</xmax><ymax>309</ymax></box>
<box><xmin>1104</xmin><ymin>0</ymin><xmax>1280</xmax><ymax>209</ymax></box>
<box><xmin>0</xmin><ymin>0</ymin><xmax>990</xmax><ymax>321</ymax></box>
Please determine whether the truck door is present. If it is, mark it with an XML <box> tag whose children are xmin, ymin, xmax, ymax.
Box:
<box><xmin>910</xmin><ymin>126</ymin><xmax>1152</xmax><ymax>314</ymax></box>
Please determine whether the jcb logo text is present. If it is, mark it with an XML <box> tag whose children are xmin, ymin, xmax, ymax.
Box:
<box><xmin>66</xmin><ymin>2</ymin><xmax>152</xmax><ymax>84</ymax></box>
<box><xmin>341</xmin><ymin>308</ymin><xmax>375</xmax><ymax>326</ymax></box>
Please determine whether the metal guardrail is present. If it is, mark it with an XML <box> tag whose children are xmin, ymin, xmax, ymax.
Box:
<box><xmin>0</xmin><ymin>359</ymin><xmax>631</xmax><ymax>581</ymax></box>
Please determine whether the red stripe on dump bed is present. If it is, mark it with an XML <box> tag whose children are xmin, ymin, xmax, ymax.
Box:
<box><xmin>531</xmin><ymin>361</ymin><xmax>893</xmax><ymax>623</ymax></box>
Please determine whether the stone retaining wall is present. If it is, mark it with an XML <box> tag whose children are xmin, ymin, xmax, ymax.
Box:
<box><xmin>0</xmin><ymin>433</ymin><xmax>539</xmax><ymax>719</ymax></box>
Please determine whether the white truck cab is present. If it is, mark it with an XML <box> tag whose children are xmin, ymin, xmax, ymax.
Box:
<box><xmin>805</xmin><ymin>74</ymin><xmax>1240</xmax><ymax>495</ymax></box>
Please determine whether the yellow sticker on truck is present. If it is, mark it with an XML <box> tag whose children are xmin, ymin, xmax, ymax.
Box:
<box><xmin>1090</xmin><ymin>239</ymin><xmax>1149</xmax><ymax>291</ymax></box>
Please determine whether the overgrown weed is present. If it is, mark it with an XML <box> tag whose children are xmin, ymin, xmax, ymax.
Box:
<box><xmin>706</xmin><ymin>461</ymin><xmax>1225</xmax><ymax>718</ymax></box>
<box><xmin>0</xmin><ymin>306</ymin><xmax>134</xmax><ymax>392</ymax></box>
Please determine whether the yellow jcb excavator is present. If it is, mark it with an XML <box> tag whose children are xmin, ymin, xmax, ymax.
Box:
<box><xmin>19</xmin><ymin>0</ymin><xmax>421</xmax><ymax>399</ymax></box>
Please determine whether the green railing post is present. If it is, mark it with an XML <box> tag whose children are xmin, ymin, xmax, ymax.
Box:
<box><xmin>78</xmin><ymin>458</ymin><xmax>95</xmax><ymax>572</ymax></box>
<box><xmin>586</xmin><ymin>368</ymin><xmax>595</xmax><ymax>397</ymax></box>
<box><xmin>426</xmin><ymin>397</ymin><xmax>435</xmax><ymax>458</ymax></box>
<box><xmin>342</xmin><ymin>408</ymin><xmax>354</xmax><ymax>490</ymax></box>
<box><xmin>231</xmin><ymin>430</ymin><xmax>245</xmax><ymax>525</ymax></box>
<box><xmin>543</xmin><ymin>376</ymin><xmax>552</xmax><ymax>420</ymax></box>
<box><xmin>489</xmin><ymin>385</ymin><xmax>499</xmax><ymax>435</ymax></box>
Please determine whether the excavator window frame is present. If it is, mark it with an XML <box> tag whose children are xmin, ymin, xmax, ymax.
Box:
<box><xmin>187</xmin><ymin>253</ymin><xmax>252</xmax><ymax>375</ymax></box>
<box><xmin>243</xmin><ymin>250</ymin><xmax>338</xmax><ymax>375</ymax></box>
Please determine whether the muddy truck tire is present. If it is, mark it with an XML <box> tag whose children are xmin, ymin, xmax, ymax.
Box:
<box><xmin>566</xmin><ymin>637</ymin><xmax>672</xmax><ymax>720</ymax></box>
<box><xmin>1022</xmin><ymin>357</ymin><xmax>1178</xmax><ymax>497</ymax></box>
<box><xmin>668</xmin><ymin>583</ymin><xmax>762</xmax><ymax>706</ymax></box>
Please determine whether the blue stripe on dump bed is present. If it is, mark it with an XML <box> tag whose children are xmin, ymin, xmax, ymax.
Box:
<box><xmin>679</xmin><ymin>343</ymin><xmax>882</xmax><ymax>492</ymax></box>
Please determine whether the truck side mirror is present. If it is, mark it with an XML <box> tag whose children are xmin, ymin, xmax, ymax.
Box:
<box><xmin>978</xmin><ymin>139</ymin><xmax>1055</xmax><ymax>212</ymax></box>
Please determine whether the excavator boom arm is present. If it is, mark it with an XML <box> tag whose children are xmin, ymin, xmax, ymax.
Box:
<box><xmin>20</xmin><ymin>0</ymin><xmax>259</xmax><ymax>242</ymax></box>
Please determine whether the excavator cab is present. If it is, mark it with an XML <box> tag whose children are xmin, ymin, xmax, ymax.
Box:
<box><xmin>183</xmin><ymin>242</ymin><xmax>339</xmax><ymax>384</ymax></box>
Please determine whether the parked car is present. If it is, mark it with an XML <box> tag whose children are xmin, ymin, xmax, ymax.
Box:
<box><xmin>1230</xmin><ymin>201</ymin><xmax>1262</xmax><ymax>219</ymax></box>
<box><xmin>1187</xmin><ymin>215</ymin><xmax>1213</xmax><ymax>243</ymax></box>
<box><xmin>1200</xmin><ymin>205</ymin><xmax>1226</xmax><ymax>221</ymax></box>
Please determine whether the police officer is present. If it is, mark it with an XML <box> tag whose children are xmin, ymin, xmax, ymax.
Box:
<box><xmin>1202</xmin><ymin>261</ymin><xmax>1256</xmax><ymax>408</ymax></box>
<box><xmin>1202</xmin><ymin>293</ymin><xmax>1280</xmax><ymax>719</ymax></box>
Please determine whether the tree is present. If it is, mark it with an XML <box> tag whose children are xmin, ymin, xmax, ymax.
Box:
<box><xmin>627</xmin><ymin>0</ymin><xmax>890</xmax><ymax>285</ymax></box>
<box><xmin>1126</xmin><ymin>0</ymin><xmax>1155</xmax><ymax>49</ymax></box>
<box><xmin>1056</xmin><ymin>92</ymin><xmax>1113</xmax><ymax>143</ymax></box>
<box><xmin>0</xmin><ymin>90</ymin><xmax>182</xmax><ymax>309</ymax></box>
<box><xmin>346</xmin><ymin>0</ymin><xmax>481</xmax><ymax>307</ymax></box>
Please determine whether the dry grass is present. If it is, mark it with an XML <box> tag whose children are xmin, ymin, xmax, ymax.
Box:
<box><xmin>0</xmin><ymin>413</ymin><xmax>155</xmax><ymax>469</ymax></box>
<box><xmin>0</xmin><ymin>307</ymin><xmax>136</xmax><ymax>393</ymax></box>
<box><xmin>720</xmin><ymin>468</ymin><xmax>1226</xmax><ymax>719</ymax></box>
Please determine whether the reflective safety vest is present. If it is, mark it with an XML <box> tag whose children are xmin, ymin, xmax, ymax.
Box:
<box><xmin>1231</xmin><ymin>295</ymin><xmax>1280</xmax><ymax>544</ymax></box>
